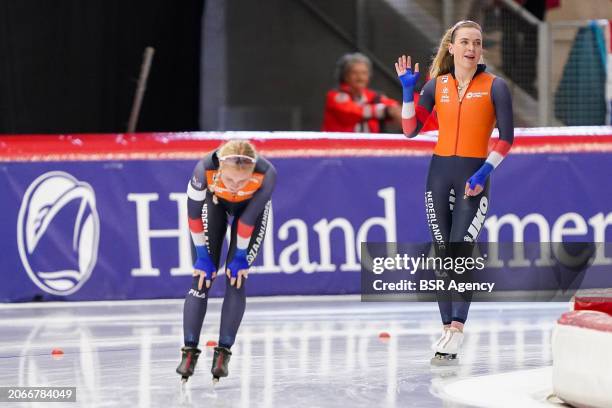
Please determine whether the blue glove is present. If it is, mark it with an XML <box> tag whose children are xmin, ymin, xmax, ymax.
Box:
<box><xmin>398</xmin><ymin>68</ymin><xmax>420</xmax><ymax>102</ymax></box>
<box><xmin>194</xmin><ymin>245</ymin><xmax>216</xmax><ymax>276</ymax></box>
<box><xmin>467</xmin><ymin>162</ymin><xmax>494</xmax><ymax>191</ymax></box>
<box><xmin>227</xmin><ymin>249</ymin><xmax>249</xmax><ymax>279</ymax></box>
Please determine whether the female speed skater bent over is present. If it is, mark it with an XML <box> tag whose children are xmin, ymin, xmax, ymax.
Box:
<box><xmin>395</xmin><ymin>20</ymin><xmax>514</xmax><ymax>365</ymax></box>
<box><xmin>176</xmin><ymin>139</ymin><xmax>276</xmax><ymax>383</ymax></box>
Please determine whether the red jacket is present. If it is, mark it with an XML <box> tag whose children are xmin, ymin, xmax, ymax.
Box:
<box><xmin>322</xmin><ymin>84</ymin><xmax>398</xmax><ymax>133</ymax></box>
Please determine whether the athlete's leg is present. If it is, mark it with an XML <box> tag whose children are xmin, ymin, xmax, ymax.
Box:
<box><xmin>183</xmin><ymin>194</ymin><xmax>228</xmax><ymax>347</ymax></box>
<box><xmin>425</xmin><ymin>155</ymin><xmax>454</xmax><ymax>325</ymax></box>
<box><xmin>448</xmin><ymin>158</ymin><xmax>491</xmax><ymax>325</ymax></box>
<box><xmin>218</xmin><ymin>201</ymin><xmax>272</xmax><ymax>348</ymax></box>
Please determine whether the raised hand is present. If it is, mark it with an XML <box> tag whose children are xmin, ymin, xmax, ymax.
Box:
<box><xmin>395</xmin><ymin>55</ymin><xmax>420</xmax><ymax>89</ymax></box>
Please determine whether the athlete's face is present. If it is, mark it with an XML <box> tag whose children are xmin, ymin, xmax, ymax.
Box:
<box><xmin>220</xmin><ymin>166</ymin><xmax>252</xmax><ymax>193</ymax></box>
<box><xmin>448</xmin><ymin>27</ymin><xmax>482</xmax><ymax>71</ymax></box>
<box><xmin>344</xmin><ymin>62</ymin><xmax>370</xmax><ymax>92</ymax></box>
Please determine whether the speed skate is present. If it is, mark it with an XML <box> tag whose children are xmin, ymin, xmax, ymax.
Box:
<box><xmin>430</xmin><ymin>327</ymin><xmax>464</xmax><ymax>366</ymax></box>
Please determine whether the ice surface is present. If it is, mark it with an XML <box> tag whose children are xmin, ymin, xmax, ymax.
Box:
<box><xmin>0</xmin><ymin>297</ymin><xmax>565</xmax><ymax>407</ymax></box>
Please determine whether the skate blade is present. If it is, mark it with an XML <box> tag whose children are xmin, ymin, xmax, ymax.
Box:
<box><xmin>181</xmin><ymin>376</ymin><xmax>189</xmax><ymax>384</ymax></box>
<box><xmin>212</xmin><ymin>377</ymin><xmax>219</xmax><ymax>385</ymax></box>
<box><xmin>430</xmin><ymin>356</ymin><xmax>459</xmax><ymax>366</ymax></box>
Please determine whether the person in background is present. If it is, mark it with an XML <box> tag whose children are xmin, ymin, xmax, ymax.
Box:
<box><xmin>322</xmin><ymin>52</ymin><xmax>402</xmax><ymax>133</ymax></box>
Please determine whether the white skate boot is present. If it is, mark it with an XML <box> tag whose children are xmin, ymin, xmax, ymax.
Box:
<box><xmin>430</xmin><ymin>327</ymin><xmax>463</xmax><ymax>366</ymax></box>
<box><xmin>431</xmin><ymin>327</ymin><xmax>449</xmax><ymax>352</ymax></box>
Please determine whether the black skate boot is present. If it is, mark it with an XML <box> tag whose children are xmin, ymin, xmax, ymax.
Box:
<box><xmin>176</xmin><ymin>346</ymin><xmax>201</xmax><ymax>382</ymax></box>
<box><xmin>211</xmin><ymin>346</ymin><xmax>232</xmax><ymax>383</ymax></box>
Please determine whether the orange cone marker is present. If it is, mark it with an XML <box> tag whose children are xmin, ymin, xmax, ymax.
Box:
<box><xmin>378</xmin><ymin>332</ymin><xmax>391</xmax><ymax>342</ymax></box>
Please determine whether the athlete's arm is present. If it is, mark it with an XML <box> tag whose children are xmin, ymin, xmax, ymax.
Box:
<box><xmin>186</xmin><ymin>159</ymin><xmax>217</xmax><ymax>289</ymax></box>
<box><xmin>465</xmin><ymin>78</ymin><xmax>514</xmax><ymax>196</ymax></box>
<box><xmin>227</xmin><ymin>162</ymin><xmax>277</xmax><ymax>288</ymax></box>
<box><xmin>395</xmin><ymin>55</ymin><xmax>435</xmax><ymax>138</ymax></box>
<box><xmin>490</xmin><ymin>77</ymin><xmax>514</xmax><ymax>155</ymax></box>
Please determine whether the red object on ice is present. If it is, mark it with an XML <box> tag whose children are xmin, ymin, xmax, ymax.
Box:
<box><xmin>558</xmin><ymin>310</ymin><xmax>612</xmax><ymax>333</ymax></box>
<box><xmin>574</xmin><ymin>296</ymin><xmax>612</xmax><ymax>316</ymax></box>
<box><xmin>378</xmin><ymin>332</ymin><xmax>391</xmax><ymax>339</ymax></box>
<box><xmin>206</xmin><ymin>340</ymin><xmax>218</xmax><ymax>347</ymax></box>
<box><xmin>51</xmin><ymin>348</ymin><xmax>64</xmax><ymax>359</ymax></box>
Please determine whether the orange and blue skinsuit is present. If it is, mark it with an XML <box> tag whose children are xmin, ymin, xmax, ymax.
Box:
<box><xmin>184</xmin><ymin>151</ymin><xmax>276</xmax><ymax>349</ymax></box>
<box><xmin>399</xmin><ymin>64</ymin><xmax>514</xmax><ymax>325</ymax></box>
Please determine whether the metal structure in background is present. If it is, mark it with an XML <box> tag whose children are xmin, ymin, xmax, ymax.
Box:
<box><xmin>441</xmin><ymin>0</ymin><xmax>454</xmax><ymax>36</ymax></box>
<box><xmin>539</xmin><ymin>21</ymin><xmax>551</xmax><ymax>125</ymax></box>
<box><xmin>218</xmin><ymin>106</ymin><xmax>302</xmax><ymax>131</ymax></box>
<box><xmin>494</xmin><ymin>0</ymin><xmax>548</xmax><ymax>126</ymax></box>
<box><xmin>127</xmin><ymin>47</ymin><xmax>155</xmax><ymax>133</ymax></box>
<box><xmin>297</xmin><ymin>0</ymin><xmax>399</xmax><ymax>85</ymax></box>
<box><xmin>385</xmin><ymin>0</ymin><xmax>443</xmax><ymax>38</ymax></box>
<box><xmin>549</xmin><ymin>20</ymin><xmax>609</xmax><ymax>127</ymax></box>
<box><xmin>200</xmin><ymin>0</ymin><xmax>227</xmax><ymax>132</ymax></box>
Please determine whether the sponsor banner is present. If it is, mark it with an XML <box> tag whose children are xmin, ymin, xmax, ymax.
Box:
<box><xmin>1</xmin><ymin>138</ymin><xmax>612</xmax><ymax>301</ymax></box>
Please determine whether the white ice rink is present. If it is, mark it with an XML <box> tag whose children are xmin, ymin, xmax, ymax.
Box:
<box><xmin>0</xmin><ymin>296</ymin><xmax>569</xmax><ymax>407</ymax></box>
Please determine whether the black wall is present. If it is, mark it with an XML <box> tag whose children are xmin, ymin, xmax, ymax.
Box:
<box><xmin>0</xmin><ymin>0</ymin><xmax>203</xmax><ymax>134</ymax></box>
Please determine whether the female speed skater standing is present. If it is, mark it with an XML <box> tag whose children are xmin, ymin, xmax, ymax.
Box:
<box><xmin>395</xmin><ymin>20</ymin><xmax>514</xmax><ymax>364</ymax></box>
<box><xmin>176</xmin><ymin>139</ymin><xmax>276</xmax><ymax>383</ymax></box>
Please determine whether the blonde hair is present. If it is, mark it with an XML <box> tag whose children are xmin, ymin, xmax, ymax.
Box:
<box><xmin>217</xmin><ymin>139</ymin><xmax>257</xmax><ymax>172</ymax></box>
<box><xmin>429</xmin><ymin>20</ymin><xmax>482</xmax><ymax>78</ymax></box>
<box><xmin>208</xmin><ymin>140</ymin><xmax>257</xmax><ymax>203</ymax></box>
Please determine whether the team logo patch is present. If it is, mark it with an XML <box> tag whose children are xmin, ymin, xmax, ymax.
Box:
<box><xmin>191</xmin><ymin>176</ymin><xmax>203</xmax><ymax>189</ymax></box>
<box><xmin>17</xmin><ymin>171</ymin><xmax>100</xmax><ymax>296</ymax></box>
<box><xmin>441</xmin><ymin>76</ymin><xmax>449</xmax><ymax>84</ymax></box>
<box><xmin>189</xmin><ymin>289</ymin><xmax>206</xmax><ymax>299</ymax></box>
<box><xmin>464</xmin><ymin>196</ymin><xmax>488</xmax><ymax>242</ymax></box>
<box><xmin>465</xmin><ymin>91</ymin><xmax>488</xmax><ymax>99</ymax></box>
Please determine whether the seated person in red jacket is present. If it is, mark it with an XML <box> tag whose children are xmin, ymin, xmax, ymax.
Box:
<box><xmin>322</xmin><ymin>52</ymin><xmax>401</xmax><ymax>133</ymax></box>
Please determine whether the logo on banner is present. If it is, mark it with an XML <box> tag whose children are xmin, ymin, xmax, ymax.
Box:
<box><xmin>17</xmin><ymin>171</ymin><xmax>100</xmax><ymax>295</ymax></box>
